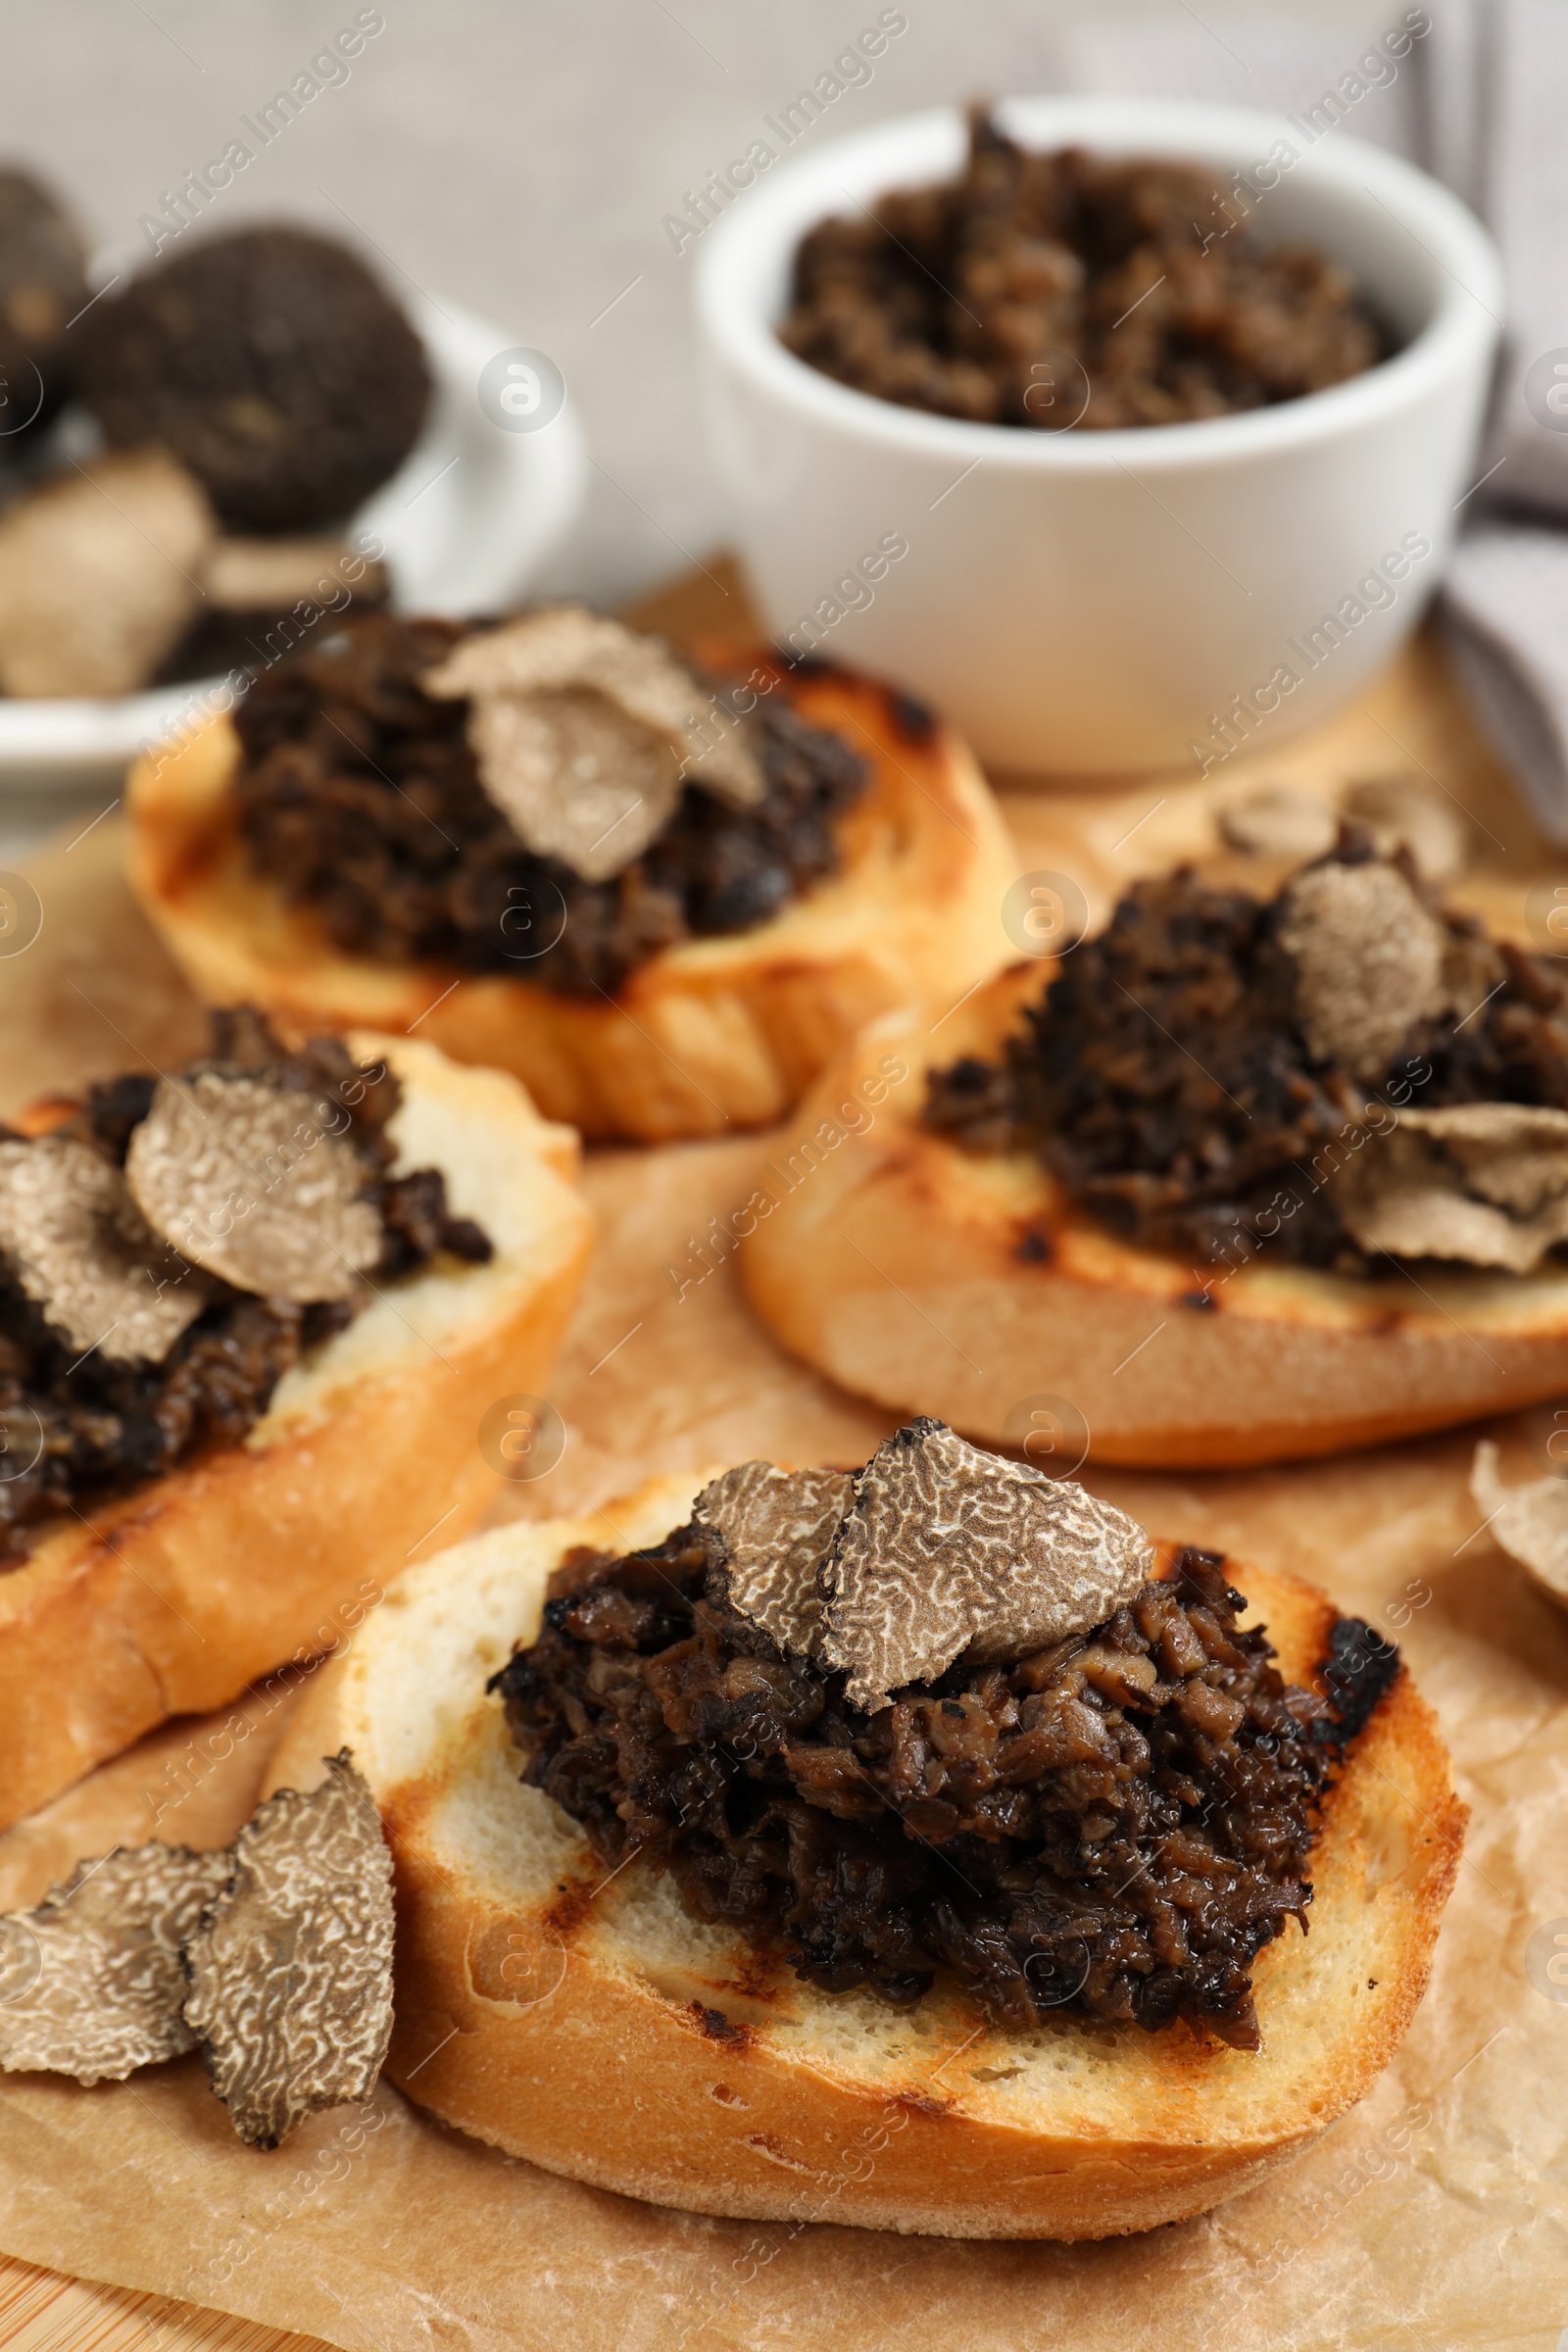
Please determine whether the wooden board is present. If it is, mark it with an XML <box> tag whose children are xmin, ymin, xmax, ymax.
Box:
<box><xmin>0</xmin><ymin>2251</ymin><xmax>338</xmax><ymax>2352</ymax></box>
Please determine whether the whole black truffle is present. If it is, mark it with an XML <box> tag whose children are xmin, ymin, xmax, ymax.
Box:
<box><xmin>0</xmin><ymin>169</ymin><xmax>90</xmax><ymax>435</ymax></box>
<box><xmin>74</xmin><ymin>225</ymin><xmax>431</xmax><ymax>531</ymax></box>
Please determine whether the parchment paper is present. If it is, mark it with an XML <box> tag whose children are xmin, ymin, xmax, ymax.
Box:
<box><xmin>1</xmin><ymin>611</ymin><xmax>1566</xmax><ymax>2352</ymax></box>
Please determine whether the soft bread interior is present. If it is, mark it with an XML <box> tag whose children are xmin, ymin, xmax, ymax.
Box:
<box><xmin>270</xmin><ymin>1475</ymin><xmax>1464</xmax><ymax>2234</ymax></box>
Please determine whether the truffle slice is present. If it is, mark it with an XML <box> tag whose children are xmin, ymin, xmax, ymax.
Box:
<box><xmin>1218</xmin><ymin>786</ymin><xmax>1337</xmax><ymax>861</ymax></box>
<box><xmin>422</xmin><ymin>609</ymin><xmax>764</xmax><ymax>883</ymax></box>
<box><xmin>1335</xmin><ymin>1104</ymin><xmax>1568</xmax><ymax>1274</ymax></box>
<box><xmin>157</xmin><ymin>538</ymin><xmax>392</xmax><ymax>687</ymax></box>
<box><xmin>1341</xmin><ymin>779</ymin><xmax>1474</xmax><ymax>883</ymax></box>
<box><xmin>694</xmin><ymin>1461</ymin><xmax>854</xmax><ymax>1658</ymax></box>
<box><xmin>0</xmin><ymin>452</ymin><xmax>215</xmax><ymax>698</ymax></box>
<box><xmin>0</xmin><ymin>1132</ymin><xmax>211</xmax><ymax>1362</ymax></box>
<box><xmin>182</xmin><ymin>1751</ymin><xmax>394</xmax><ymax>2149</ymax></box>
<box><xmin>125</xmin><ymin>1070</ymin><xmax>382</xmax><ymax>1303</ymax></box>
<box><xmin>1400</xmin><ymin>1104</ymin><xmax>1568</xmax><ymax>1216</ymax></box>
<box><xmin>1471</xmin><ymin>1440</ymin><xmax>1568</xmax><ymax>1603</ymax></box>
<box><xmin>1276</xmin><ymin>858</ymin><xmax>1450</xmax><ymax>1081</ymax></box>
<box><xmin>204</xmin><ymin>535</ymin><xmax>389</xmax><ymax>612</ymax></box>
<box><xmin>819</xmin><ymin>1419</ymin><xmax>1155</xmax><ymax>1712</ymax></box>
<box><xmin>0</xmin><ymin>1843</ymin><xmax>230</xmax><ymax>2084</ymax></box>
<box><xmin>74</xmin><ymin>226</ymin><xmax>431</xmax><ymax>532</ymax></box>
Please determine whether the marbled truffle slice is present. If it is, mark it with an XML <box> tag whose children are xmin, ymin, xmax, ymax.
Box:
<box><xmin>694</xmin><ymin>1460</ymin><xmax>853</xmax><ymax>1658</ymax></box>
<box><xmin>182</xmin><ymin>1750</ymin><xmax>394</xmax><ymax>2149</ymax></box>
<box><xmin>820</xmin><ymin>1418</ymin><xmax>1154</xmax><ymax>1712</ymax></box>
<box><xmin>0</xmin><ymin>1843</ymin><xmax>230</xmax><ymax>2084</ymax></box>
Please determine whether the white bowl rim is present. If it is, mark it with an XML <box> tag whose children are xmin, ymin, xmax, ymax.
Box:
<box><xmin>696</xmin><ymin>94</ymin><xmax>1505</xmax><ymax>474</ymax></box>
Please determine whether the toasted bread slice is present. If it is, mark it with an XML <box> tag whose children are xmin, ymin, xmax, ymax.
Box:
<box><xmin>124</xmin><ymin>658</ymin><xmax>1018</xmax><ymax>1144</ymax></box>
<box><xmin>0</xmin><ymin>1034</ymin><xmax>593</xmax><ymax>1833</ymax></box>
<box><xmin>266</xmin><ymin>1469</ymin><xmax>1463</xmax><ymax>2241</ymax></box>
<box><xmin>739</xmin><ymin>975</ymin><xmax>1568</xmax><ymax>1468</ymax></box>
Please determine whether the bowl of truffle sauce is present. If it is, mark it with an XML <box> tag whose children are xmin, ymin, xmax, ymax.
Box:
<box><xmin>696</xmin><ymin>97</ymin><xmax>1502</xmax><ymax>774</ymax></box>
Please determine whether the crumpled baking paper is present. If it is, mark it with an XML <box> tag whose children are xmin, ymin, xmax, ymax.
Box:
<box><xmin>1</xmin><ymin>612</ymin><xmax>1565</xmax><ymax>2351</ymax></box>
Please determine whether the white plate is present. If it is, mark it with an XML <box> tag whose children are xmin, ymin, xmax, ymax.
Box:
<box><xmin>0</xmin><ymin>297</ymin><xmax>588</xmax><ymax>787</ymax></box>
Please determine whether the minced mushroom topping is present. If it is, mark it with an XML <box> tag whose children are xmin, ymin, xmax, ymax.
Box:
<box><xmin>925</xmin><ymin>833</ymin><xmax>1568</xmax><ymax>1274</ymax></box>
<box><xmin>496</xmin><ymin>1441</ymin><xmax>1399</xmax><ymax>2046</ymax></box>
<box><xmin>230</xmin><ymin>612</ymin><xmax>871</xmax><ymax>998</ymax></box>
<box><xmin>0</xmin><ymin>1007</ymin><xmax>491</xmax><ymax>1568</ymax></box>
<box><xmin>777</xmin><ymin>112</ymin><xmax>1385</xmax><ymax>431</ymax></box>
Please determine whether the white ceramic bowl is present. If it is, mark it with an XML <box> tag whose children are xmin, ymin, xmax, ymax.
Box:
<box><xmin>697</xmin><ymin>97</ymin><xmax>1504</xmax><ymax>774</ymax></box>
<box><xmin>0</xmin><ymin>296</ymin><xmax>587</xmax><ymax>788</ymax></box>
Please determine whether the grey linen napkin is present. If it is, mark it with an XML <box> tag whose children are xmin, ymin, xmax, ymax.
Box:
<box><xmin>1057</xmin><ymin>1</ymin><xmax>1568</xmax><ymax>838</ymax></box>
<box><xmin>1436</xmin><ymin>1</ymin><xmax>1568</xmax><ymax>837</ymax></box>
